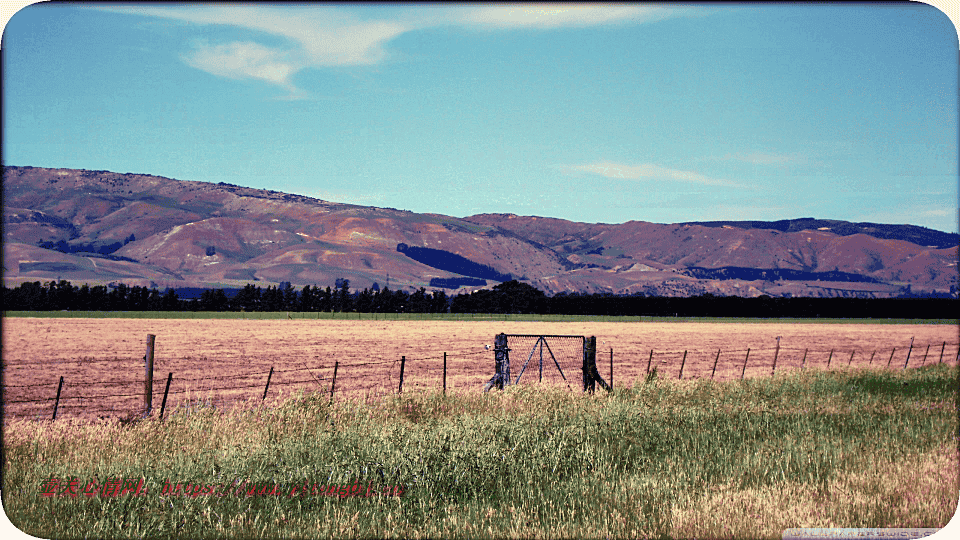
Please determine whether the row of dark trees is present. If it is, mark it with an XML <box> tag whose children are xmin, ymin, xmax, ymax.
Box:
<box><xmin>0</xmin><ymin>279</ymin><xmax>449</xmax><ymax>314</ymax></box>
<box><xmin>1</xmin><ymin>279</ymin><xmax>955</xmax><ymax>319</ymax></box>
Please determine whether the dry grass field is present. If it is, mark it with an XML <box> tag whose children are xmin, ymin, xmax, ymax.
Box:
<box><xmin>3</xmin><ymin>317</ymin><xmax>957</xmax><ymax>422</ymax></box>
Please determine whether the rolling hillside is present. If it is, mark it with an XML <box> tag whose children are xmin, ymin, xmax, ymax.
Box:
<box><xmin>3</xmin><ymin>166</ymin><xmax>957</xmax><ymax>298</ymax></box>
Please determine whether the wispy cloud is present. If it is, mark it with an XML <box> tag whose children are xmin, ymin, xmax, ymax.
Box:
<box><xmin>99</xmin><ymin>4</ymin><xmax>700</xmax><ymax>98</ymax></box>
<box><xmin>99</xmin><ymin>5</ymin><xmax>411</xmax><ymax>98</ymax></box>
<box><xmin>182</xmin><ymin>40</ymin><xmax>303</xmax><ymax>96</ymax></box>
<box><xmin>559</xmin><ymin>161</ymin><xmax>745</xmax><ymax>188</ymax></box>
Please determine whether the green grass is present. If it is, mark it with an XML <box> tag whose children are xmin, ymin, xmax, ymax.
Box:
<box><xmin>3</xmin><ymin>364</ymin><xmax>957</xmax><ymax>539</ymax></box>
<box><xmin>3</xmin><ymin>310</ymin><xmax>956</xmax><ymax>324</ymax></box>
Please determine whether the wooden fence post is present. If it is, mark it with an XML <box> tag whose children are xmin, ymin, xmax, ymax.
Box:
<box><xmin>262</xmin><ymin>366</ymin><xmax>274</xmax><ymax>401</ymax></box>
<box><xmin>740</xmin><ymin>349</ymin><xmax>750</xmax><ymax>380</ymax></box>
<box><xmin>938</xmin><ymin>342</ymin><xmax>946</xmax><ymax>364</ymax></box>
<box><xmin>582</xmin><ymin>336</ymin><xmax>609</xmax><ymax>392</ymax></box>
<box><xmin>678</xmin><ymin>351</ymin><xmax>687</xmax><ymax>380</ymax></box>
<box><xmin>711</xmin><ymin>349</ymin><xmax>720</xmax><ymax>380</ymax></box>
<box><xmin>443</xmin><ymin>353</ymin><xmax>447</xmax><ymax>395</ymax></box>
<box><xmin>159</xmin><ymin>372</ymin><xmax>173</xmax><ymax>420</ymax></box>
<box><xmin>800</xmin><ymin>349</ymin><xmax>808</xmax><ymax>369</ymax></box>
<box><xmin>903</xmin><ymin>337</ymin><xmax>914</xmax><ymax>370</ymax></box>
<box><xmin>502</xmin><ymin>335</ymin><xmax>511</xmax><ymax>385</ymax></box>
<box><xmin>484</xmin><ymin>333</ymin><xmax>510</xmax><ymax>391</ymax></box>
<box><xmin>847</xmin><ymin>351</ymin><xmax>855</xmax><ymax>367</ymax></box>
<box><xmin>144</xmin><ymin>334</ymin><xmax>156</xmax><ymax>416</ymax></box>
<box><xmin>52</xmin><ymin>376</ymin><xmax>63</xmax><ymax>421</ymax></box>
<box><xmin>398</xmin><ymin>356</ymin><xmax>406</xmax><ymax>394</ymax></box>
<box><xmin>771</xmin><ymin>337</ymin><xmax>781</xmax><ymax>376</ymax></box>
<box><xmin>826</xmin><ymin>349</ymin><xmax>834</xmax><ymax>368</ymax></box>
<box><xmin>887</xmin><ymin>348</ymin><xmax>896</xmax><ymax>368</ymax></box>
<box><xmin>582</xmin><ymin>338</ymin><xmax>592</xmax><ymax>392</ymax></box>
<box><xmin>646</xmin><ymin>349</ymin><xmax>654</xmax><ymax>375</ymax></box>
<box><xmin>330</xmin><ymin>361</ymin><xmax>339</xmax><ymax>403</ymax></box>
<box><xmin>921</xmin><ymin>344</ymin><xmax>930</xmax><ymax>366</ymax></box>
<box><xmin>868</xmin><ymin>351</ymin><xmax>876</xmax><ymax>365</ymax></box>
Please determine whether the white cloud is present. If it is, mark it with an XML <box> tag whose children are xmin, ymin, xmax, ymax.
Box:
<box><xmin>559</xmin><ymin>161</ymin><xmax>745</xmax><ymax>188</ymax></box>
<box><xmin>182</xmin><ymin>41</ymin><xmax>302</xmax><ymax>94</ymax></box>
<box><xmin>98</xmin><ymin>4</ymin><xmax>701</xmax><ymax>97</ymax></box>
<box><xmin>99</xmin><ymin>5</ymin><xmax>410</xmax><ymax>98</ymax></box>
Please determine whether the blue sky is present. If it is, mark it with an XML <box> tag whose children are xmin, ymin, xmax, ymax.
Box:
<box><xmin>3</xmin><ymin>2</ymin><xmax>958</xmax><ymax>233</ymax></box>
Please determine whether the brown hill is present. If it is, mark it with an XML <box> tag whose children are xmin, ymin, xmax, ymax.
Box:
<box><xmin>3</xmin><ymin>166</ymin><xmax>957</xmax><ymax>298</ymax></box>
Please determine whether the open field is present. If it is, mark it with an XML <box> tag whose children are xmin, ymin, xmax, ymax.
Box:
<box><xmin>2</xmin><ymin>317</ymin><xmax>957</xmax><ymax>422</ymax></box>
<box><xmin>2</xmin><ymin>364</ymin><xmax>957</xmax><ymax>539</ymax></box>
<box><xmin>5</xmin><ymin>310</ymin><xmax>958</xmax><ymax>324</ymax></box>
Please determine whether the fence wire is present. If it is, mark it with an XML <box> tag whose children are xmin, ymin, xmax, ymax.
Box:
<box><xmin>4</xmin><ymin>339</ymin><xmax>958</xmax><ymax>421</ymax></box>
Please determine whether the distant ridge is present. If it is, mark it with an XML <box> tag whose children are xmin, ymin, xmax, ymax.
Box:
<box><xmin>3</xmin><ymin>165</ymin><xmax>957</xmax><ymax>298</ymax></box>
<box><xmin>683</xmin><ymin>218</ymin><xmax>958</xmax><ymax>250</ymax></box>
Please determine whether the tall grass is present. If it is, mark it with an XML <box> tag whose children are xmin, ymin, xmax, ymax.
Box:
<box><xmin>3</xmin><ymin>364</ymin><xmax>957</xmax><ymax>539</ymax></box>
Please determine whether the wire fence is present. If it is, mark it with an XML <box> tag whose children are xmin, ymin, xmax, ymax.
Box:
<box><xmin>3</xmin><ymin>337</ymin><xmax>958</xmax><ymax>422</ymax></box>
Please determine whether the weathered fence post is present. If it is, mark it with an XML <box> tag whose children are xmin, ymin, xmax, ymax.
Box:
<box><xmin>868</xmin><ymin>350</ymin><xmax>876</xmax><ymax>365</ymax></box>
<box><xmin>771</xmin><ymin>336</ymin><xmax>781</xmax><ymax>376</ymax></box>
<box><xmin>159</xmin><ymin>372</ymin><xmax>173</xmax><ymax>420</ymax></box>
<box><xmin>502</xmin><ymin>336</ymin><xmax>511</xmax><ymax>384</ymax></box>
<box><xmin>886</xmin><ymin>348</ymin><xmax>896</xmax><ymax>368</ymax></box>
<box><xmin>144</xmin><ymin>334</ymin><xmax>156</xmax><ymax>416</ymax></box>
<box><xmin>711</xmin><ymin>349</ymin><xmax>720</xmax><ymax>379</ymax></box>
<box><xmin>398</xmin><ymin>356</ymin><xmax>406</xmax><ymax>394</ymax></box>
<box><xmin>678</xmin><ymin>351</ymin><xmax>687</xmax><ymax>380</ymax></box>
<box><xmin>443</xmin><ymin>353</ymin><xmax>447</xmax><ymax>395</ymax></box>
<box><xmin>646</xmin><ymin>349</ymin><xmax>654</xmax><ymax>375</ymax></box>
<box><xmin>484</xmin><ymin>334</ymin><xmax>510</xmax><ymax>391</ymax></box>
<box><xmin>262</xmin><ymin>366</ymin><xmax>274</xmax><ymax>401</ymax></box>
<box><xmin>740</xmin><ymin>348</ymin><xmax>750</xmax><ymax>380</ymax></box>
<box><xmin>903</xmin><ymin>337</ymin><xmax>914</xmax><ymax>370</ymax></box>
<box><xmin>939</xmin><ymin>342</ymin><xmax>946</xmax><ymax>364</ymax></box>
<box><xmin>52</xmin><ymin>376</ymin><xmax>63</xmax><ymax>421</ymax></box>
<box><xmin>582</xmin><ymin>336</ymin><xmax>610</xmax><ymax>392</ymax></box>
<box><xmin>826</xmin><ymin>349</ymin><xmax>834</xmax><ymax>368</ymax></box>
<box><xmin>330</xmin><ymin>361</ymin><xmax>339</xmax><ymax>403</ymax></box>
<box><xmin>800</xmin><ymin>349</ymin><xmax>808</xmax><ymax>369</ymax></box>
<box><xmin>582</xmin><ymin>338</ymin><xmax>593</xmax><ymax>392</ymax></box>
<box><xmin>847</xmin><ymin>351</ymin><xmax>855</xmax><ymax>367</ymax></box>
<box><xmin>921</xmin><ymin>344</ymin><xmax>930</xmax><ymax>366</ymax></box>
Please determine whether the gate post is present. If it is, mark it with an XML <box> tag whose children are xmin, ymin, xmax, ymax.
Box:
<box><xmin>484</xmin><ymin>333</ymin><xmax>511</xmax><ymax>391</ymax></box>
<box><xmin>582</xmin><ymin>336</ymin><xmax>611</xmax><ymax>393</ymax></box>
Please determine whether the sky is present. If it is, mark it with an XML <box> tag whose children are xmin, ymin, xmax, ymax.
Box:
<box><xmin>2</xmin><ymin>2</ymin><xmax>959</xmax><ymax>233</ymax></box>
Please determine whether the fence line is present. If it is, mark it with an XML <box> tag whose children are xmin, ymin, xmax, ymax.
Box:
<box><xmin>3</xmin><ymin>337</ymin><xmax>958</xmax><ymax>421</ymax></box>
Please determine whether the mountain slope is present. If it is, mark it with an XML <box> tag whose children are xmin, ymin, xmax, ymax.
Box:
<box><xmin>3</xmin><ymin>166</ymin><xmax>957</xmax><ymax>298</ymax></box>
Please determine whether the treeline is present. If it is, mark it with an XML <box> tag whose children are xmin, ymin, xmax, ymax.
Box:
<box><xmin>0</xmin><ymin>280</ymin><xmax>448</xmax><ymax>314</ymax></box>
<box><xmin>1</xmin><ymin>279</ymin><xmax>956</xmax><ymax>319</ymax></box>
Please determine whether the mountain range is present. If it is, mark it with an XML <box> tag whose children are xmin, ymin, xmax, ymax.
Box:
<box><xmin>3</xmin><ymin>166</ymin><xmax>957</xmax><ymax>298</ymax></box>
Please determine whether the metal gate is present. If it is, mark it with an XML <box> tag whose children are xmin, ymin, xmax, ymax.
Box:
<box><xmin>484</xmin><ymin>333</ymin><xmax>609</xmax><ymax>392</ymax></box>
